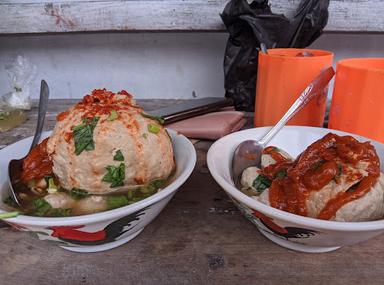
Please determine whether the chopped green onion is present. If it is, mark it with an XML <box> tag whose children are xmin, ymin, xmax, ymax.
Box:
<box><xmin>0</xmin><ymin>211</ymin><xmax>19</xmax><ymax>219</ymax></box>
<box><xmin>107</xmin><ymin>196</ymin><xmax>129</xmax><ymax>210</ymax></box>
<box><xmin>69</xmin><ymin>188</ymin><xmax>89</xmax><ymax>199</ymax></box>
<box><xmin>107</xmin><ymin>110</ymin><xmax>119</xmax><ymax>121</ymax></box>
<box><xmin>142</xmin><ymin>133</ymin><xmax>148</xmax><ymax>139</ymax></box>
<box><xmin>150</xmin><ymin>179</ymin><xmax>167</xmax><ymax>189</ymax></box>
<box><xmin>113</xmin><ymin>150</ymin><xmax>124</xmax><ymax>161</ymax></box>
<box><xmin>47</xmin><ymin>178</ymin><xmax>58</xmax><ymax>193</ymax></box>
<box><xmin>140</xmin><ymin>185</ymin><xmax>155</xmax><ymax>194</ymax></box>
<box><xmin>33</xmin><ymin>199</ymin><xmax>52</xmax><ymax>216</ymax></box>
<box><xmin>276</xmin><ymin>169</ymin><xmax>287</xmax><ymax>179</ymax></box>
<box><xmin>148</xmin><ymin>123</ymin><xmax>160</xmax><ymax>134</ymax></box>
<box><xmin>49</xmin><ymin>208</ymin><xmax>72</xmax><ymax>217</ymax></box>
<box><xmin>140</xmin><ymin>179</ymin><xmax>166</xmax><ymax>194</ymax></box>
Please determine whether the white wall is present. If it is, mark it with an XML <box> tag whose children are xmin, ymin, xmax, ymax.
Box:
<box><xmin>0</xmin><ymin>32</ymin><xmax>383</xmax><ymax>99</ymax></box>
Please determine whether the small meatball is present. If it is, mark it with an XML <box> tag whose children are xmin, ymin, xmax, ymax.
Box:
<box><xmin>44</xmin><ymin>192</ymin><xmax>76</xmax><ymax>209</ymax></box>
<box><xmin>74</xmin><ymin>196</ymin><xmax>108</xmax><ymax>215</ymax></box>
<box><xmin>240</xmin><ymin>166</ymin><xmax>271</xmax><ymax>196</ymax></box>
<box><xmin>241</xmin><ymin>166</ymin><xmax>260</xmax><ymax>191</ymax></box>
<box><xmin>261</xmin><ymin>147</ymin><xmax>292</xmax><ymax>168</ymax></box>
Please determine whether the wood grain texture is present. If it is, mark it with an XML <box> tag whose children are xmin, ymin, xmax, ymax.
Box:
<box><xmin>1</xmin><ymin>100</ymin><xmax>384</xmax><ymax>285</ymax></box>
<box><xmin>0</xmin><ymin>0</ymin><xmax>383</xmax><ymax>34</ymax></box>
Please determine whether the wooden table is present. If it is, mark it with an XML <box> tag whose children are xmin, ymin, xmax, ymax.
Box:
<box><xmin>1</xmin><ymin>100</ymin><xmax>384</xmax><ymax>285</ymax></box>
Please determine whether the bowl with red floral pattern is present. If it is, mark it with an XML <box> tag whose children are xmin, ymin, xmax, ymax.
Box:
<box><xmin>0</xmin><ymin>129</ymin><xmax>196</xmax><ymax>252</ymax></box>
<box><xmin>207</xmin><ymin>126</ymin><xmax>384</xmax><ymax>253</ymax></box>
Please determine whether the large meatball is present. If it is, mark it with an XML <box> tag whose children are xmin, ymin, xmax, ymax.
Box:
<box><xmin>46</xmin><ymin>89</ymin><xmax>175</xmax><ymax>194</ymax></box>
<box><xmin>240</xmin><ymin>134</ymin><xmax>384</xmax><ymax>222</ymax></box>
<box><xmin>246</xmin><ymin>175</ymin><xmax>384</xmax><ymax>222</ymax></box>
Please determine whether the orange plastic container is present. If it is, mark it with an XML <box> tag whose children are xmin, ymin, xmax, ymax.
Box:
<box><xmin>329</xmin><ymin>58</ymin><xmax>384</xmax><ymax>143</ymax></box>
<box><xmin>254</xmin><ymin>48</ymin><xmax>334</xmax><ymax>127</ymax></box>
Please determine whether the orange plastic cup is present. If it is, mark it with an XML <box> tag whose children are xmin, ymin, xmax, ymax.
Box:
<box><xmin>254</xmin><ymin>48</ymin><xmax>334</xmax><ymax>127</ymax></box>
<box><xmin>329</xmin><ymin>58</ymin><xmax>384</xmax><ymax>143</ymax></box>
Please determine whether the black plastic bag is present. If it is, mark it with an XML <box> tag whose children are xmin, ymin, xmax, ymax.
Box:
<box><xmin>221</xmin><ymin>0</ymin><xmax>330</xmax><ymax>111</ymax></box>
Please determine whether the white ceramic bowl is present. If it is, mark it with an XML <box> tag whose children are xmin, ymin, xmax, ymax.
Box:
<box><xmin>207</xmin><ymin>126</ymin><xmax>384</xmax><ymax>253</ymax></box>
<box><xmin>0</xmin><ymin>129</ymin><xmax>196</xmax><ymax>253</ymax></box>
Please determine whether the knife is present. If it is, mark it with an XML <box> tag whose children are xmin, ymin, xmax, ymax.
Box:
<box><xmin>149</xmin><ymin>97</ymin><xmax>234</xmax><ymax>125</ymax></box>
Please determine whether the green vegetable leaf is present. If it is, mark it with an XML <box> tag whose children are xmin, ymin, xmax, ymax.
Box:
<box><xmin>107</xmin><ymin>110</ymin><xmax>118</xmax><ymax>121</ymax></box>
<box><xmin>127</xmin><ymin>190</ymin><xmax>134</xmax><ymax>200</ymax></box>
<box><xmin>252</xmin><ymin>175</ymin><xmax>271</xmax><ymax>193</ymax></box>
<box><xmin>0</xmin><ymin>211</ymin><xmax>19</xmax><ymax>219</ymax></box>
<box><xmin>48</xmin><ymin>178</ymin><xmax>58</xmax><ymax>192</ymax></box>
<box><xmin>107</xmin><ymin>196</ymin><xmax>129</xmax><ymax>210</ymax></box>
<box><xmin>148</xmin><ymin>123</ymin><xmax>160</xmax><ymax>134</ymax></box>
<box><xmin>0</xmin><ymin>112</ymin><xmax>7</xmax><ymax>120</ymax></box>
<box><xmin>69</xmin><ymin>188</ymin><xmax>89</xmax><ymax>199</ymax></box>
<box><xmin>33</xmin><ymin>199</ymin><xmax>52</xmax><ymax>216</ymax></box>
<box><xmin>3</xmin><ymin>196</ymin><xmax>18</xmax><ymax>208</ymax></box>
<box><xmin>139</xmin><ymin>185</ymin><xmax>155</xmax><ymax>194</ymax></box>
<box><xmin>73</xmin><ymin>117</ymin><xmax>100</xmax><ymax>155</ymax></box>
<box><xmin>141</xmin><ymin>112</ymin><xmax>165</xmax><ymax>125</ymax></box>
<box><xmin>113</xmin><ymin>150</ymin><xmax>124</xmax><ymax>161</ymax></box>
<box><xmin>32</xmin><ymin>199</ymin><xmax>72</xmax><ymax>217</ymax></box>
<box><xmin>150</xmin><ymin>179</ymin><xmax>167</xmax><ymax>189</ymax></box>
<box><xmin>276</xmin><ymin>169</ymin><xmax>287</xmax><ymax>179</ymax></box>
<box><xmin>49</xmin><ymin>208</ymin><xmax>72</xmax><ymax>217</ymax></box>
<box><xmin>140</xmin><ymin>179</ymin><xmax>166</xmax><ymax>194</ymax></box>
<box><xmin>102</xmin><ymin>163</ymin><xmax>125</xmax><ymax>188</ymax></box>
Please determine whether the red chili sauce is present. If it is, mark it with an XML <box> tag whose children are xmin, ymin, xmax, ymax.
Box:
<box><xmin>21</xmin><ymin>138</ymin><xmax>53</xmax><ymax>182</ymax></box>
<box><xmin>263</xmin><ymin>146</ymin><xmax>288</xmax><ymax>163</ymax></box>
<box><xmin>260</xmin><ymin>133</ymin><xmax>380</xmax><ymax>220</ymax></box>
<box><xmin>56</xmin><ymin>89</ymin><xmax>140</xmax><ymax>121</ymax></box>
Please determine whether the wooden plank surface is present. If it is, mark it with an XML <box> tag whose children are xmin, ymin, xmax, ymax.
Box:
<box><xmin>0</xmin><ymin>0</ymin><xmax>383</xmax><ymax>34</ymax></box>
<box><xmin>1</xmin><ymin>99</ymin><xmax>384</xmax><ymax>285</ymax></box>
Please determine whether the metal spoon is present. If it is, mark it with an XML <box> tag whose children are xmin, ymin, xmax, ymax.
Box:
<box><xmin>231</xmin><ymin>67</ymin><xmax>335</xmax><ymax>189</ymax></box>
<box><xmin>8</xmin><ymin>80</ymin><xmax>50</xmax><ymax>206</ymax></box>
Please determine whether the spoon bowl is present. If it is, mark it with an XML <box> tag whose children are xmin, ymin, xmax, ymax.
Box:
<box><xmin>232</xmin><ymin>140</ymin><xmax>264</xmax><ymax>189</ymax></box>
<box><xmin>8</xmin><ymin>80</ymin><xmax>49</xmax><ymax>206</ymax></box>
<box><xmin>231</xmin><ymin>67</ymin><xmax>335</xmax><ymax>188</ymax></box>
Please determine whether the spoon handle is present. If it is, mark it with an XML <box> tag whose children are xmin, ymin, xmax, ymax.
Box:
<box><xmin>29</xmin><ymin>80</ymin><xmax>49</xmax><ymax>151</ymax></box>
<box><xmin>259</xmin><ymin>66</ymin><xmax>335</xmax><ymax>146</ymax></box>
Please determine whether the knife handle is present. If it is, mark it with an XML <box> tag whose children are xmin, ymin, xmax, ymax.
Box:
<box><xmin>149</xmin><ymin>97</ymin><xmax>234</xmax><ymax>125</ymax></box>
